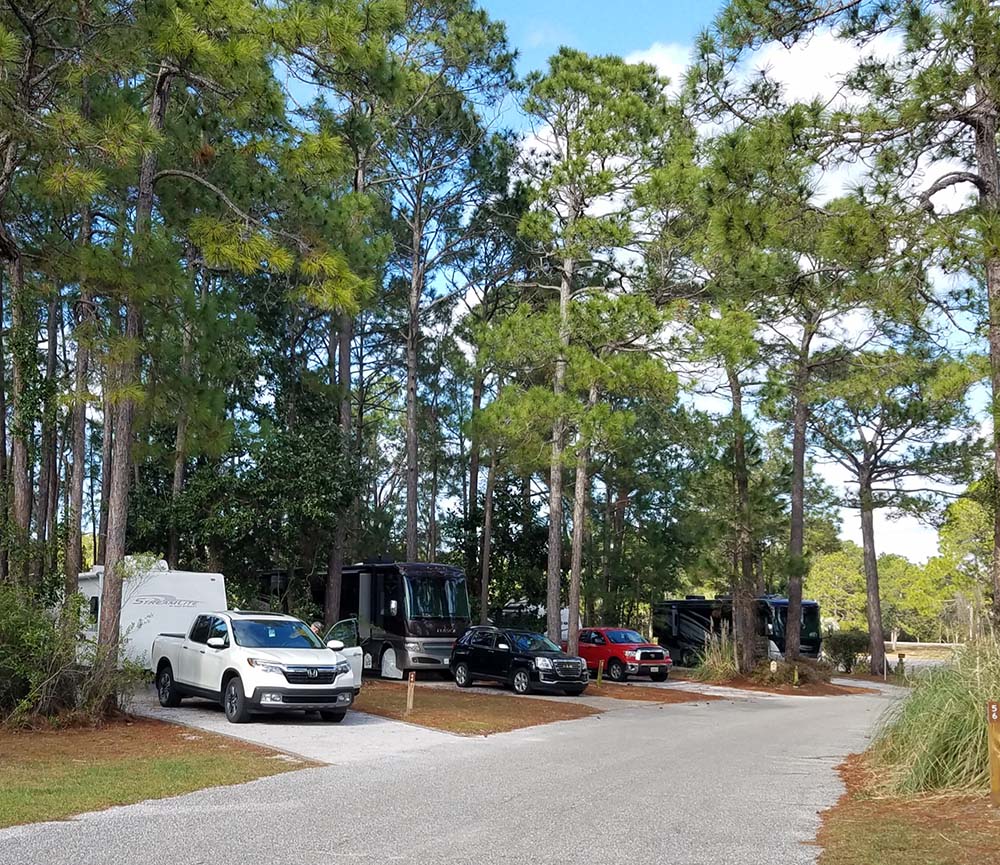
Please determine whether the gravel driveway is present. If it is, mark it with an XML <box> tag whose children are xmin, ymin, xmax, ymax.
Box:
<box><xmin>0</xmin><ymin>684</ymin><xmax>894</xmax><ymax>865</ymax></box>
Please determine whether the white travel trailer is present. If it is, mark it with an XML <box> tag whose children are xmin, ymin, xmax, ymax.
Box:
<box><xmin>79</xmin><ymin>559</ymin><xmax>227</xmax><ymax>670</ymax></box>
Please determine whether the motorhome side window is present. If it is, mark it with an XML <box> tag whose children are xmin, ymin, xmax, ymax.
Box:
<box><xmin>189</xmin><ymin>616</ymin><xmax>211</xmax><ymax>643</ymax></box>
<box><xmin>89</xmin><ymin>596</ymin><xmax>99</xmax><ymax>623</ymax></box>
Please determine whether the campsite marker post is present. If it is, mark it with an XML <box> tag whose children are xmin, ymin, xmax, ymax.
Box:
<box><xmin>406</xmin><ymin>671</ymin><xmax>416</xmax><ymax>716</ymax></box>
<box><xmin>989</xmin><ymin>701</ymin><xmax>1000</xmax><ymax>809</ymax></box>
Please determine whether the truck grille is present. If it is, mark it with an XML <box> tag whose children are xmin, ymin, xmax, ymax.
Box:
<box><xmin>638</xmin><ymin>650</ymin><xmax>665</xmax><ymax>662</ymax></box>
<box><xmin>283</xmin><ymin>668</ymin><xmax>337</xmax><ymax>685</ymax></box>
<box><xmin>554</xmin><ymin>659</ymin><xmax>583</xmax><ymax>678</ymax></box>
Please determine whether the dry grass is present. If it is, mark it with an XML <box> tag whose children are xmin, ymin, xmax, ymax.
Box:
<box><xmin>817</xmin><ymin>755</ymin><xmax>1000</xmax><ymax>865</ymax></box>
<box><xmin>0</xmin><ymin>718</ymin><xmax>309</xmax><ymax>828</ymax></box>
<box><xmin>354</xmin><ymin>680</ymin><xmax>600</xmax><ymax>735</ymax></box>
<box><xmin>672</xmin><ymin>669</ymin><xmax>875</xmax><ymax>697</ymax></box>
<box><xmin>585</xmin><ymin>682</ymin><xmax>721</xmax><ymax>704</ymax></box>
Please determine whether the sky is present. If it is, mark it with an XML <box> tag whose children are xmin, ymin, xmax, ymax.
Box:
<box><xmin>479</xmin><ymin>0</ymin><xmax>954</xmax><ymax>565</ymax></box>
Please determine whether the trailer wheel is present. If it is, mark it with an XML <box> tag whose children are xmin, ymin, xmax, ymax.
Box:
<box><xmin>380</xmin><ymin>647</ymin><xmax>404</xmax><ymax>680</ymax></box>
<box><xmin>681</xmin><ymin>649</ymin><xmax>699</xmax><ymax>668</ymax></box>
<box><xmin>156</xmin><ymin>663</ymin><xmax>182</xmax><ymax>707</ymax></box>
<box><xmin>607</xmin><ymin>658</ymin><xmax>628</xmax><ymax>682</ymax></box>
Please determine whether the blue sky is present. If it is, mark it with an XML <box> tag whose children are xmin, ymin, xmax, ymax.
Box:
<box><xmin>481</xmin><ymin>0</ymin><xmax>724</xmax><ymax>77</ymax></box>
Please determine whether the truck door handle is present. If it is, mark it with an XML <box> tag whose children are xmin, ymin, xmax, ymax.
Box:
<box><xmin>199</xmin><ymin>649</ymin><xmax>206</xmax><ymax>655</ymax></box>
<box><xmin>181</xmin><ymin>646</ymin><xmax>188</xmax><ymax>650</ymax></box>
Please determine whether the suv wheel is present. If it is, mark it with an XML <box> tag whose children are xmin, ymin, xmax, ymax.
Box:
<box><xmin>511</xmin><ymin>668</ymin><xmax>531</xmax><ymax>695</ymax></box>
<box><xmin>607</xmin><ymin>659</ymin><xmax>628</xmax><ymax>682</ymax></box>
<box><xmin>224</xmin><ymin>676</ymin><xmax>251</xmax><ymax>723</ymax></box>
<box><xmin>156</xmin><ymin>664</ymin><xmax>182</xmax><ymax>707</ymax></box>
<box><xmin>454</xmin><ymin>661</ymin><xmax>472</xmax><ymax>688</ymax></box>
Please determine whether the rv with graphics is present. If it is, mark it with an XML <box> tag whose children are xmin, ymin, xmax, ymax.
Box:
<box><xmin>321</xmin><ymin>561</ymin><xmax>471</xmax><ymax>679</ymax></box>
<box><xmin>652</xmin><ymin>595</ymin><xmax>822</xmax><ymax>667</ymax></box>
<box><xmin>79</xmin><ymin>559</ymin><xmax>227</xmax><ymax>670</ymax></box>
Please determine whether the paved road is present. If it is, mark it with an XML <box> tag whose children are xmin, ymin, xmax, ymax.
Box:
<box><xmin>0</xmin><ymin>685</ymin><xmax>895</xmax><ymax>865</ymax></box>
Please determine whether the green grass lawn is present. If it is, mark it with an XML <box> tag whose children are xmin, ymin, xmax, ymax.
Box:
<box><xmin>0</xmin><ymin>718</ymin><xmax>311</xmax><ymax>828</ymax></box>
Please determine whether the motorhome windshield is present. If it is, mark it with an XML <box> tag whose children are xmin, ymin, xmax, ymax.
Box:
<box><xmin>403</xmin><ymin>574</ymin><xmax>470</xmax><ymax>620</ymax></box>
<box><xmin>771</xmin><ymin>604</ymin><xmax>821</xmax><ymax>638</ymax></box>
<box><xmin>232</xmin><ymin>619</ymin><xmax>324</xmax><ymax>649</ymax></box>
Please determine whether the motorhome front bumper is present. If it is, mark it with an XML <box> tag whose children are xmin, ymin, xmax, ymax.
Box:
<box><xmin>249</xmin><ymin>687</ymin><xmax>354</xmax><ymax>711</ymax></box>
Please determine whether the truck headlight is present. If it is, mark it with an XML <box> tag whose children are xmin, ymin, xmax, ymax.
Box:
<box><xmin>334</xmin><ymin>661</ymin><xmax>351</xmax><ymax>677</ymax></box>
<box><xmin>247</xmin><ymin>658</ymin><xmax>284</xmax><ymax>675</ymax></box>
<box><xmin>404</xmin><ymin>641</ymin><xmax>421</xmax><ymax>652</ymax></box>
<box><xmin>624</xmin><ymin>650</ymin><xmax>637</xmax><ymax>659</ymax></box>
<box><xmin>535</xmin><ymin>657</ymin><xmax>553</xmax><ymax>670</ymax></box>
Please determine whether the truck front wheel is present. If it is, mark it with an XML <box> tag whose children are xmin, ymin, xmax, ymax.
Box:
<box><xmin>320</xmin><ymin>709</ymin><xmax>347</xmax><ymax>723</ymax></box>
<box><xmin>607</xmin><ymin>658</ymin><xmax>628</xmax><ymax>682</ymax></box>
<box><xmin>156</xmin><ymin>664</ymin><xmax>182</xmax><ymax>707</ymax></box>
<box><xmin>224</xmin><ymin>677</ymin><xmax>251</xmax><ymax>723</ymax></box>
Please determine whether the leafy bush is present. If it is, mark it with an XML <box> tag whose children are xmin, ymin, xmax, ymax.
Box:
<box><xmin>750</xmin><ymin>658</ymin><xmax>833</xmax><ymax>687</ymax></box>
<box><xmin>692</xmin><ymin>626</ymin><xmax>739</xmax><ymax>683</ymax></box>
<box><xmin>0</xmin><ymin>587</ymin><xmax>143</xmax><ymax>727</ymax></box>
<box><xmin>869</xmin><ymin>638</ymin><xmax>1000</xmax><ymax>793</ymax></box>
<box><xmin>824</xmin><ymin>628</ymin><xmax>870</xmax><ymax>673</ymax></box>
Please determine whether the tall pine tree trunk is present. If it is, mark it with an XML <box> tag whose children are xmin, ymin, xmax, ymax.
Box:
<box><xmin>973</xmin><ymin>82</ymin><xmax>1000</xmax><ymax>620</ymax></box>
<box><xmin>0</xmin><ymin>269</ymin><xmax>8</xmax><ymax>582</ymax></box>
<box><xmin>859</xmin><ymin>471</ymin><xmax>886</xmax><ymax>675</ymax></box>
<box><xmin>479</xmin><ymin>452</ymin><xmax>498</xmax><ymax>625</ymax></box>
<box><xmin>785</xmin><ymin>323</ymin><xmax>814</xmax><ymax>661</ymax></box>
<box><xmin>567</xmin><ymin>384</ymin><xmax>597</xmax><ymax>655</ymax></box>
<box><xmin>325</xmin><ymin>313</ymin><xmax>352</xmax><ymax>626</ymax></box>
<box><xmin>8</xmin><ymin>253</ymin><xmax>33</xmax><ymax>586</ymax></box>
<box><xmin>466</xmin><ymin>371</ymin><xmax>483</xmax><ymax>582</ymax></box>
<box><xmin>727</xmin><ymin>365</ymin><xmax>757</xmax><ymax>674</ymax></box>
<box><xmin>99</xmin><ymin>65</ymin><xmax>171</xmax><ymax>657</ymax></box>
<box><xmin>167</xmin><ymin>245</ymin><xmax>199</xmax><ymax>569</ymax></box>
<box><xmin>66</xmin><ymin>204</ymin><xmax>94</xmax><ymax>594</ymax></box>
<box><xmin>405</xmin><ymin>225</ymin><xmax>422</xmax><ymax>561</ymax></box>
<box><xmin>33</xmin><ymin>294</ymin><xmax>59</xmax><ymax>582</ymax></box>
<box><xmin>546</xmin><ymin>256</ymin><xmax>573</xmax><ymax>641</ymax></box>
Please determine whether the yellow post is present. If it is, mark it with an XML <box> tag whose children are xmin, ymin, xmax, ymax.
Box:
<box><xmin>596</xmin><ymin>660</ymin><xmax>604</xmax><ymax>686</ymax></box>
<box><xmin>405</xmin><ymin>671</ymin><xmax>416</xmax><ymax>716</ymax></box>
<box><xmin>988</xmin><ymin>701</ymin><xmax>1000</xmax><ymax>809</ymax></box>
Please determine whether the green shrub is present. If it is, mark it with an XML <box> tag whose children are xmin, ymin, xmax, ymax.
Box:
<box><xmin>692</xmin><ymin>626</ymin><xmax>739</xmax><ymax>683</ymax></box>
<box><xmin>869</xmin><ymin>637</ymin><xmax>1000</xmax><ymax>794</ymax></box>
<box><xmin>0</xmin><ymin>586</ymin><xmax>143</xmax><ymax>728</ymax></box>
<box><xmin>824</xmin><ymin>628</ymin><xmax>870</xmax><ymax>673</ymax></box>
<box><xmin>750</xmin><ymin>658</ymin><xmax>833</xmax><ymax>687</ymax></box>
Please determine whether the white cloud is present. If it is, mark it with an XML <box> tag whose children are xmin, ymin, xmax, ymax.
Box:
<box><xmin>625</xmin><ymin>42</ymin><xmax>692</xmax><ymax>94</ymax></box>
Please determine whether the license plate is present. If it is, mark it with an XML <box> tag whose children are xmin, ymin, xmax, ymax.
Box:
<box><xmin>649</xmin><ymin>666</ymin><xmax>659</xmax><ymax>673</ymax></box>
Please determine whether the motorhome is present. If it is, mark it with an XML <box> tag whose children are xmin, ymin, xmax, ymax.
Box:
<box><xmin>652</xmin><ymin>595</ymin><xmax>822</xmax><ymax>666</ymax></box>
<box><xmin>79</xmin><ymin>560</ymin><xmax>227</xmax><ymax>670</ymax></box>
<box><xmin>322</xmin><ymin>561</ymin><xmax>471</xmax><ymax>679</ymax></box>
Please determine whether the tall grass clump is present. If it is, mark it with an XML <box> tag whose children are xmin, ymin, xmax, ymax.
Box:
<box><xmin>869</xmin><ymin>637</ymin><xmax>1000</xmax><ymax>794</ymax></box>
<box><xmin>692</xmin><ymin>626</ymin><xmax>739</xmax><ymax>683</ymax></box>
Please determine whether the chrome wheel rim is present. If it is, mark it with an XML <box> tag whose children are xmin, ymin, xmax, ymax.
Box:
<box><xmin>158</xmin><ymin>671</ymin><xmax>170</xmax><ymax>702</ymax></box>
<box><xmin>455</xmin><ymin>665</ymin><xmax>467</xmax><ymax>685</ymax></box>
<box><xmin>514</xmin><ymin>671</ymin><xmax>528</xmax><ymax>693</ymax></box>
<box><xmin>610</xmin><ymin>663</ymin><xmax>623</xmax><ymax>680</ymax></box>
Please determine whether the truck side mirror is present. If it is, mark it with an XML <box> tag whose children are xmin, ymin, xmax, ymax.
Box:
<box><xmin>497</xmin><ymin>642</ymin><xmax>510</xmax><ymax>651</ymax></box>
<box><xmin>327</xmin><ymin>639</ymin><xmax>345</xmax><ymax>651</ymax></box>
<box><xmin>389</xmin><ymin>600</ymin><xmax>398</xmax><ymax>616</ymax></box>
<box><xmin>207</xmin><ymin>637</ymin><xmax>225</xmax><ymax>649</ymax></box>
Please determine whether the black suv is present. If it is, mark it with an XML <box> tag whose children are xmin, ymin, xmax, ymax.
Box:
<box><xmin>450</xmin><ymin>626</ymin><xmax>589</xmax><ymax>696</ymax></box>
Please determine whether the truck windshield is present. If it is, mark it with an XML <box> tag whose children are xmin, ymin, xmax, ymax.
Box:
<box><xmin>232</xmin><ymin>619</ymin><xmax>324</xmax><ymax>649</ymax></box>
<box><xmin>606</xmin><ymin>629</ymin><xmax>646</xmax><ymax>644</ymax></box>
<box><xmin>404</xmin><ymin>574</ymin><xmax>470</xmax><ymax>620</ymax></box>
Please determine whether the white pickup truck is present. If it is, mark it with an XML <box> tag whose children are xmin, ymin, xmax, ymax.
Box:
<box><xmin>151</xmin><ymin>611</ymin><xmax>362</xmax><ymax>723</ymax></box>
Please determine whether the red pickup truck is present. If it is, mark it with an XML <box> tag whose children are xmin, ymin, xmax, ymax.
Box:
<box><xmin>566</xmin><ymin>627</ymin><xmax>672</xmax><ymax>682</ymax></box>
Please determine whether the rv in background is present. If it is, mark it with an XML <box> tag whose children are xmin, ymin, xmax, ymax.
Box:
<box><xmin>79</xmin><ymin>560</ymin><xmax>227</xmax><ymax>670</ymax></box>
<box><xmin>320</xmin><ymin>561</ymin><xmax>471</xmax><ymax>680</ymax></box>
<box><xmin>652</xmin><ymin>595</ymin><xmax>822</xmax><ymax>666</ymax></box>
